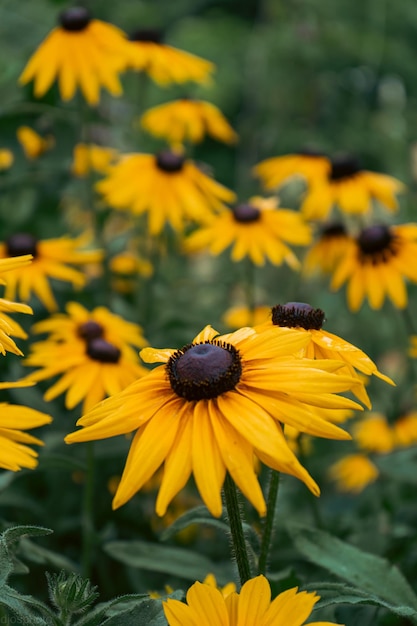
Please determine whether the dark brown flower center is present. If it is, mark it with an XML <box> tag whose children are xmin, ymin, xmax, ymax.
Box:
<box><xmin>320</xmin><ymin>222</ymin><xmax>347</xmax><ymax>239</ymax></box>
<box><xmin>271</xmin><ymin>302</ymin><xmax>325</xmax><ymax>330</ymax></box>
<box><xmin>232</xmin><ymin>204</ymin><xmax>261</xmax><ymax>223</ymax></box>
<box><xmin>129</xmin><ymin>28</ymin><xmax>163</xmax><ymax>43</ymax></box>
<box><xmin>167</xmin><ymin>341</ymin><xmax>242</xmax><ymax>401</ymax></box>
<box><xmin>86</xmin><ymin>338</ymin><xmax>121</xmax><ymax>363</ymax></box>
<box><xmin>78</xmin><ymin>320</ymin><xmax>104</xmax><ymax>341</ymax></box>
<box><xmin>329</xmin><ymin>154</ymin><xmax>361</xmax><ymax>181</ymax></box>
<box><xmin>6</xmin><ymin>233</ymin><xmax>38</xmax><ymax>257</ymax></box>
<box><xmin>156</xmin><ymin>151</ymin><xmax>185</xmax><ymax>173</ymax></box>
<box><xmin>357</xmin><ymin>224</ymin><xmax>394</xmax><ymax>258</ymax></box>
<box><xmin>59</xmin><ymin>7</ymin><xmax>91</xmax><ymax>32</ymax></box>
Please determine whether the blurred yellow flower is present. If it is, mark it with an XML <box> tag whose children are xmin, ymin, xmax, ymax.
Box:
<box><xmin>0</xmin><ymin>149</ymin><xmax>13</xmax><ymax>170</ymax></box>
<box><xmin>141</xmin><ymin>98</ymin><xmax>237</xmax><ymax>147</ymax></box>
<box><xmin>0</xmin><ymin>232</ymin><xmax>103</xmax><ymax>311</ymax></box>
<box><xmin>126</xmin><ymin>29</ymin><xmax>215</xmax><ymax>86</ymax></box>
<box><xmin>0</xmin><ymin>254</ymin><xmax>33</xmax><ymax>356</ymax></box>
<box><xmin>17</xmin><ymin>126</ymin><xmax>54</xmax><ymax>160</ymax></box>
<box><xmin>303</xmin><ymin>223</ymin><xmax>353</xmax><ymax>276</ymax></box>
<box><xmin>329</xmin><ymin>453</ymin><xmax>379</xmax><ymax>493</ymax></box>
<box><xmin>19</xmin><ymin>7</ymin><xmax>131</xmax><ymax>105</ymax></box>
<box><xmin>353</xmin><ymin>413</ymin><xmax>394</xmax><ymax>454</ymax></box>
<box><xmin>71</xmin><ymin>143</ymin><xmax>119</xmax><ymax>177</ymax></box>
<box><xmin>184</xmin><ymin>196</ymin><xmax>311</xmax><ymax>268</ymax></box>
<box><xmin>392</xmin><ymin>412</ymin><xmax>417</xmax><ymax>447</ymax></box>
<box><xmin>254</xmin><ymin>148</ymin><xmax>329</xmax><ymax>190</ymax></box>
<box><xmin>97</xmin><ymin>150</ymin><xmax>235</xmax><ymax>235</ymax></box>
<box><xmin>222</xmin><ymin>304</ymin><xmax>271</xmax><ymax>329</ymax></box>
<box><xmin>330</xmin><ymin>223</ymin><xmax>417</xmax><ymax>311</ymax></box>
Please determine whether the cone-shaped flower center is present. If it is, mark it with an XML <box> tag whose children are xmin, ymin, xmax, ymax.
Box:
<box><xmin>167</xmin><ymin>341</ymin><xmax>242</xmax><ymax>400</ymax></box>
<box><xmin>78</xmin><ymin>320</ymin><xmax>104</xmax><ymax>341</ymax></box>
<box><xmin>6</xmin><ymin>233</ymin><xmax>38</xmax><ymax>257</ymax></box>
<box><xmin>156</xmin><ymin>150</ymin><xmax>185</xmax><ymax>173</ymax></box>
<box><xmin>272</xmin><ymin>302</ymin><xmax>325</xmax><ymax>330</ymax></box>
<box><xmin>86</xmin><ymin>338</ymin><xmax>121</xmax><ymax>363</ymax></box>
<box><xmin>129</xmin><ymin>28</ymin><xmax>163</xmax><ymax>43</ymax></box>
<box><xmin>320</xmin><ymin>222</ymin><xmax>347</xmax><ymax>239</ymax></box>
<box><xmin>357</xmin><ymin>225</ymin><xmax>393</xmax><ymax>255</ymax></box>
<box><xmin>232</xmin><ymin>204</ymin><xmax>261</xmax><ymax>223</ymax></box>
<box><xmin>59</xmin><ymin>7</ymin><xmax>91</xmax><ymax>32</ymax></box>
<box><xmin>329</xmin><ymin>154</ymin><xmax>361</xmax><ymax>181</ymax></box>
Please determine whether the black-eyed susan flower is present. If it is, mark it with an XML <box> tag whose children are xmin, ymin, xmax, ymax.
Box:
<box><xmin>126</xmin><ymin>29</ymin><xmax>215</xmax><ymax>86</ymax></box>
<box><xmin>255</xmin><ymin>302</ymin><xmax>394</xmax><ymax>408</ymax></box>
<box><xmin>96</xmin><ymin>150</ymin><xmax>235</xmax><ymax>235</ymax></box>
<box><xmin>17</xmin><ymin>126</ymin><xmax>54</xmax><ymax>160</ymax></box>
<box><xmin>140</xmin><ymin>98</ymin><xmax>237</xmax><ymax>147</ymax></box>
<box><xmin>19</xmin><ymin>7</ymin><xmax>131</xmax><ymax>106</ymax></box>
<box><xmin>163</xmin><ymin>574</ymin><xmax>342</xmax><ymax>626</ymax></box>
<box><xmin>0</xmin><ymin>254</ymin><xmax>33</xmax><ymax>356</ymax></box>
<box><xmin>24</xmin><ymin>303</ymin><xmax>149</xmax><ymax>413</ymax></box>
<box><xmin>328</xmin><ymin>453</ymin><xmax>379</xmax><ymax>493</ymax></box>
<box><xmin>0</xmin><ymin>381</ymin><xmax>52</xmax><ymax>471</ymax></box>
<box><xmin>303</xmin><ymin>222</ymin><xmax>353</xmax><ymax>276</ymax></box>
<box><xmin>301</xmin><ymin>153</ymin><xmax>404</xmax><ymax>221</ymax></box>
<box><xmin>0</xmin><ymin>149</ymin><xmax>13</xmax><ymax>170</ymax></box>
<box><xmin>329</xmin><ymin>223</ymin><xmax>417</xmax><ymax>311</ymax></box>
<box><xmin>253</xmin><ymin>148</ymin><xmax>329</xmax><ymax>190</ymax></box>
<box><xmin>352</xmin><ymin>413</ymin><xmax>394</xmax><ymax>454</ymax></box>
<box><xmin>184</xmin><ymin>196</ymin><xmax>311</xmax><ymax>268</ymax></box>
<box><xmin>0</xmin><ymin>232</ymin><xmax>103</xmax><ymax>312</ymax></box>
<box><xmin>71</xmin><ymin>143</ymin><xmax>119</xmax><ymax>177</ymax></box>
<box><xmin>66</xmin><ymin>324</ymin><xmax>363</xmax><ymax>518</ymax></box>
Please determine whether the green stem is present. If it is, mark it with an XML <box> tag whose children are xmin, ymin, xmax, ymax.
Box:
<box><xmin>81</xmin><ymin>441</ymin><xmax>95</xmax><ymax>580</ymax></box>
<box><xmin>258</xmin><ymin>469</ymin><xmax>280</xmax><ymax>575</ymax></box>
<box><xmin>223</xmin><ymin>472</ymin><xmax>252</xmax><ymax>586</ymax></box>
<box><xmin>244</xmin><ymin>258</ymin><xmax>256</xmax><ymax>322</ymax></box>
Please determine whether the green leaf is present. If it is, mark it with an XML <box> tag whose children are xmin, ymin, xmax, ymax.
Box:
<box><xmin>104</xmin><ymin>540</ymin><xmax>227</xmax><ymax>582</ymax></box>
<box><xmin>2</xmin><ymin>526</ymin><xmax>53</xmax><ymax>545</ymax></box>
<box><xmin>289</xmin><ymin>524</ymin><xmax>417</xmax><ymax>619</ymax></box>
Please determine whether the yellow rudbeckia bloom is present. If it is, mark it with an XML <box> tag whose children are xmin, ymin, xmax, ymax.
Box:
<box><xmin>352</xmin><ymin>413</ymin><xmax>394</xmax><ymax>454</ymax></box>
<box><xmin>0</xmin><ymin>232</ymin><xmax>103</xmax><ymax>312</ymax></box>
<box><xmin>66</xmin><ymin>324</ymin><xmax>363</xmax><ymax>518</ymax></box>
<box><xmin>96</xmin><ymin>150</ymin><xmax>235</xmax><ymax>235</ymax></box>
<box><xmin>253</xmin><ymin>148</ymin><xmax>329</xmax><ymax>190</ymax></box>
<box><xmin>163</xmin><ymin>575</ymin><xmax>342</xmax><ymax>626</ymax></box>
<box><xmin>254</xmin><ymin>302</ymin><xmax>394</xmax><ymax>408</ymax></box>
<box><xmin>184</xmin><ymin>196</ymin><xmax>311</xmax><ymax>268</ymax></box>
<box><xmin>329</xmin><ymin>223</ymin><xmax>417</xmax><ymax>311</ymax></box>
<box><xmin>0</xmin><ymin>380</ymin><xmax>52</xmax><ymax>471</ymax></box>
<box><xmin>126</xmin><ymin>28</ymin><xmax>215</xmax><ymax>86</ymax></box>
<box><xmin>140</xmin><ymin>98</ymin><xmax>237</xmax><ymax>147</ymax></box>
<box><xmin>0</xmin><ymin>254</ymin><xmax>33</xmax><ymax>356</ymax></box>
<box><xmin>301</xmin><ymin>153</ymin><xmax>404</xmax><ymax>221</ymax></box>
<box><xmin>71</xmin><ymin>143</ymin><xmax>119</xmax><ymax>177</ymax></box>
<box><xmin>24</xmin><ymin>302</ymin><xmax>149</xmax><ymax>413</ymax></box>
<box><xmin>0</xmin><ymin>149</ymin><xmax>13</xmax><ymax>170</ymax></box>
<box><xmin>19</xmin><ymin>7</ymin><xmax>131</xmax><ymax>105</ymax></box>
<box><xmin>303</xmin><ymin>222</ymin><xmax>353</xmax><ymax>276</ymax></box>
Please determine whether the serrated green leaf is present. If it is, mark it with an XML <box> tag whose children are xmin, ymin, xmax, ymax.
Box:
<box><xmin>104</xmin><ymin>540</ymin><xmax>227</xmax><ymax>582</ymax></box>
<box><xmin>289</xmin><ymin>524</ymin><xmax>417</xmax><ymax>619</ymax></box>
<box><xmin>100</xmin><ymin>599</ymin><xmax>166</xmax><ymax>626</ymax></box>
<box><xmin>2</xmin><ymin>526</ymin><xmax>53</xmax><ymax>546</ymax></box>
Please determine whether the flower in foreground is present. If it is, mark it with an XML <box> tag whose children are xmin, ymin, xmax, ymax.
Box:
<box><xmin>24</xmin><ymin>302</ymin><xmax>149</xmax><ymax>413</ymax></box>
<box><xmin>66</xmin><ymin>324</ymin><xmax>363</xmax><ymax>517</ymax></box>
<box><xmin>184</xmin><ymin>196</ymin><xmax>311</xmax><ymax>268</ymax></box>
<box><xmin>19</xmin><ymin>7</ymin><xmax>131</xmax><ymax>105</ymax></box>
<box><xmin>0</xmin><ymin>254</ymin><xmax>33</xmax><ymax>356</ymax></box>
<box><xmin>140</xmin><ymin>98</ymin><xmax>237</xmax><ymax>147</ymax></box>
<box><xmin>163</xmin><ymin>574</ymin><xmax>342</xmax><ymax>626</ymax></box>
<box><xmin>253</xmin><ymin>148</ymin><xmax>329</xmax><ymax>190</ymax></box>
<box><xmin>96</xmin><ymin>150</ymin><xmax>235</xmax><ymax>235</ymax></box>
<box><xmin>329</xmin><ymin>223</ymin><xmax>417</xmax><ymax>311</ymax></box>
<box><xmin>0</xmin><ymin>381</ymin><xmax>52</xmax><ymax>471</ymax></box>
<box><xmin>0</xmin><ymin>232</ymin><xmax>103</xmax><ymax>311</ymax></box>
<box><xmin>126</xmin><ymin>29</ymin><xmax>215</xmax><ymax>86</ymax></box>
<box><xmin>300</xmin><ymin>153</ymin><xmax>404</xmax><ymax>221</ymax></box>
<box><xmin>255</xmin><ymin>302</ymin><xmax>394</xmax><ymax>408</ymax></box>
